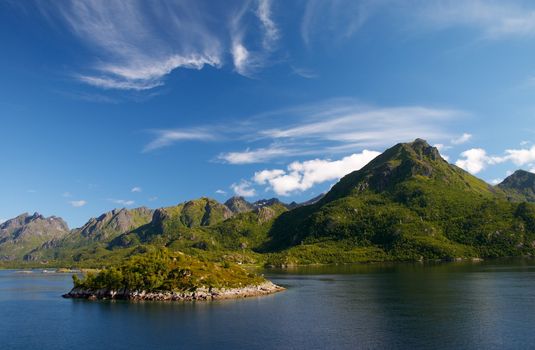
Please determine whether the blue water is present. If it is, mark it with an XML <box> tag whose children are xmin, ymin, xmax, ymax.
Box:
<box><xmin>2</xmin><ymin>260</ymin><xmax>535</xmax><ymax>349</ymax></box>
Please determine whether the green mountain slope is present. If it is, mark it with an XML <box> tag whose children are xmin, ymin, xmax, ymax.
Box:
<box><xmin>263</xmin><ymin>139</ymin><xmax>535</xmax><ymax>264</ymax></box>
<box><xmin>498</xmin><ymin>170</ymin><xmax>535</xmax><ymax>202</ymax></box>
<box><xmin>3</xmin><ymin>139</ymin><xmax>535</xmax><ymax>268</ymax></box>
<box><xmin>108</xmin><ymin>199</ymin><xmax>287</xmax><ymax>264</ymax></box>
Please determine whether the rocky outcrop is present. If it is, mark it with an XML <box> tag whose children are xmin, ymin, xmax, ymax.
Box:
<box><xmin>224</xmin><ymin>196</ymin><xmax>254</xmax><ymax>213</ymax></box>
<box><xmin>74</xmin><ymin>207</ymin><xmax>153</xmax><ymax>242</ymax></box>
<box><xmin>0</xmin><ymin>213</ymin><xmax>69</xmax><ymax>260</ymax></box>
<box><xmin>63</xmin><ymin>281</ymin><xmax>284</xmax><ymax>301</ymax></box>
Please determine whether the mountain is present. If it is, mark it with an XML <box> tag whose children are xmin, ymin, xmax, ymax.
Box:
<box><xmin>73</xmin><ymin>207</ymin><xmax>154</xmax><ymax>242</ymax></box>
<box><xmin>225</xmin><ymin>196</ymin><xmax>254</xmax><ymax>213</ymax></box>
<box><xmin>498</xmin><ymin>170</ymin><xmax>535</xmax><ymax>202</ymax></box>
<box><xmin>154</xmin><ymin>197</ymin><xmax>233</xmax><ymax>229</ymax></box>
<box><xmin>22</xmin><ymin>207</ymin><xmax>154</xmax><ymax>262</ymax></box>
<box><xmin>263</xmin><ymin>139</ymin><xmax>535</xmax><ymax>264</ymax></box>
<box><xmin>288</xmin><ymin>193</ymin><xmax>325</xmax><ymax>209</ymax></box>
<box><xmin>4</xmin><ymin>138</ymin><xmax>535</xmax><ymax>268</ymax></box>
<box><xmin>109</xmin><ymin>197</ymin><xmax>234</xmax><ymax>248</ymax></box>
<box><xmin>0</xmin><ymin>213</ymin><xmax>69</xmax><ymax>260</ymax></box>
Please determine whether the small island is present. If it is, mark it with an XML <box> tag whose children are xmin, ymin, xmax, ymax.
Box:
<box><xmin>63</xmin><ymin>249</ymin><xmax>284</xmax><ymax>301</ymax></box>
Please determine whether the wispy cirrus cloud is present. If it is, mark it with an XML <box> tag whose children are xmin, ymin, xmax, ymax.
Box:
<box><xmin>451</xmin><ymin>133</ymin><xmax>472</xmax><ymax>145</ymax></box>
<box><xmin>36</xmin><ymin>0</ymin><xmax>279</xmax><ymax>90</ymax></box>
<box><xmin>143</xmin><ymin>129</ymin><xmax>218</xmax><ymax>152</ymax></box>
<box><xmin>230</xmin><ymin>0</ymin><xmax>279</xmax><ymax>76</ymax></box>
<box><xmin>300</xmin><ymin>0</ymin><xmax>535</xmax><ymax>46</ymax></box>
<box><xmin>415</xmin><ymin>1</ymin><xmax>535</xmax><ymax>39</ymax></box>
<box><xmin>218</xmin><ymin>146</ymin><xmax>289</xmax><ymax>164</ymax></box>
<box><xmin>144</xmin><ymin>98</ymin><xmax>465</xmax><ymax>162</ymax></box>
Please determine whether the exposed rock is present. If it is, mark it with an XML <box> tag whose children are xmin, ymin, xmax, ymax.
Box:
<box><xmin>224</xmin><ymin>196</ymin><xmax>254</xmax><ymax>213</ymax></box>
<box><xmin>0</xmin><ymin>213</ymin><xmax>70</xmax><ymax>260</ymax></box>
<box><xmin>63</xmin><ymin>281</ymin><xmax>284</xmax><ymax>301</ymax></box>
<box><xmin>74</xmin><ymin>207</ymin><xmax>154</xmax><ymax>241</ymax></box>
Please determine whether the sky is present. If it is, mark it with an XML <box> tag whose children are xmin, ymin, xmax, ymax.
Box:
<box><xmin>2</xmin><ymin>0</ymin><xmax>535</xmax><ymax>227</ymax></box>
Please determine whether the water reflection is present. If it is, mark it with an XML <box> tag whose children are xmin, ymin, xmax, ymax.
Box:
<box><xmin>1</xmin><ymin>259</ymin><xmax>535</xmax><ymax>349</ymax></box>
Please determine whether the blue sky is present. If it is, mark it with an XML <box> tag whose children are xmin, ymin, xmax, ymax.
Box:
<box><xmin>2</xmin><ymin>0</ymin><xmax>535</xmax><ymax>227</ymax></box>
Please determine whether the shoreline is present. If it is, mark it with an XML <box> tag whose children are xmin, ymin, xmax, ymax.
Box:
<box><xmin>62</xmin><ymin>281</ymin><xmax>284</xmax><ymax>301</ymax></box>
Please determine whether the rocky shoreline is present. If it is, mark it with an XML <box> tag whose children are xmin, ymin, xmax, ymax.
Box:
<box><xmin>62</xmin><ymin>281</ymin><xmax>284</xmax><ymax>301</ymax></box>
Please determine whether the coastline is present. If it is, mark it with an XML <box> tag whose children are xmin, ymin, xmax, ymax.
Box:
<box><xmin>63</xmin><ymin>281</ymin><xmax>284</xmax><ymax>301</ymax></box>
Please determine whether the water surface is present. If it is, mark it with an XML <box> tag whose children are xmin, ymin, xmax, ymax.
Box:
<box><xmin>1</xmin><ymin>259</ymin><xmax>535</xmax><ymax>349</ymax></box>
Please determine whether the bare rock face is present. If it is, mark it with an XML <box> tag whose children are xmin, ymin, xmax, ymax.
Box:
<box><xmin>225</xmin><ymin>196</ymin><xmax>254</xmax><ymax>213</ymax></box>
<box><xmin>0</xmin><ymin>213</ymin><xmax>70</xmax><ymax>260</ymax></box>
<box><xmin>63</xmin><ymin>281</ymin><xmax>284</xmax><ymax>301</ymax></box>
<box><xmin>74</xmin><ymin>207</ymin><xmax>154</xmax><ymax>241</ymax></box>
<box><xmin>255</xmin><ymin>207</ymin><xmax>277</xmax><ymax>224</ymax></box>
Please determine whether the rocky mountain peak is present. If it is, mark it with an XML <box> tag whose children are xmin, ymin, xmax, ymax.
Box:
<box><xmin>225</xmin><ymin>196</ymin><xmax>254</xmax><ymax>213</ymax></box>
<box><xmin>497</xmin><ymin>169</ymin><xmax>535</xmax><ymax>202</ymax></box>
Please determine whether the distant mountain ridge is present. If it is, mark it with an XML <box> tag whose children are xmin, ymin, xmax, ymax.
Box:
<box><xmin>498</xmin><ymin>170</ymin><xmax>535</xmax><ymax>202</ymax></box>
<box><xmin>0</xmin><ymin>196</ymin><xmax>297</xmax><ymax>262</ymax></box>
<box><xmin>0</xmin><ymin>213</ymin><xmax>69</xmax><ymax>260</ymax></box>
<box><xmin>3</xmin><ymin>138</ymin><xmax>535</xmax><ymax>266</ymax></box>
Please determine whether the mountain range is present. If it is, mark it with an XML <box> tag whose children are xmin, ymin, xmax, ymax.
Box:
<box><xmin>2</xmin><ymin>138</ymin><xmax>535</xmax><ymax>267</ymax></box>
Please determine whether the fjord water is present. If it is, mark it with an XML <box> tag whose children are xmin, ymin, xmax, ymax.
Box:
<box><xmin>2</xmin><ymin>261</ymin><xmax>535</xmax><ymax>350</ymax></box>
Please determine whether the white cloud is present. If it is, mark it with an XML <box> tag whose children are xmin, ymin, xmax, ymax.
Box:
<box><xmin>69</xmin><ymin>200</ymin><xmax>87</xmax><ymax>208</ymax></box>
<box><xmin>229</xmin><ymin>0</ymin><xmax>279</xmax><ymax>77</ymax></box>
<box><xmin>416</xmin><ymin>1</ymin><xmax>535</xmax><ymax>39</ymax></box>
<box><xmin>530</xmin><ymin>167</ymin><xmax>535</xmax><ymax>174</ymax></box>
<box><xmin>451</xmin><ymin>133</ymin><xmax>472</xmax><ymax>145</ymax></box>
<box><xmin>109</xmin><ymin>199</ymin><xmax>135</xmax><ymax>206</ymax></box>
<box><xmin>501</xmin><ymin>145</ymin><xmax>535</xmax><ymax>165</ymax></box>
<box><xmin>62</xmin><ymin>192</ymin><xmax>72</xmax><ymax>198</ymax></box>
<box><xmin>300</xmin><ymin>1</ymin><xmax>535</xmax><ymax>47</ymax></box>
<box><xmin>259</xmin><ymin>104</ymin><xmax>462</xmax><ymax>144</ymax></box>
<box><xmin>215</xmin><ymin>189</ymin><xmax>227</xmax><ymax>195</ymax></box>
<box><xmin>218</xmin><ymin>146</ymin><xmax>289</xmax><ymax>164</ymax></box>
<box><xmin>489</xmin><ymin>178</ymin><xmax>503</xmax><ymax>185</ymax></box>
<box><xmin>131</xmin><ymin>187</ymin><xmax>142</xmax><ymax>193</ymax></box>
<box><xmin>291</xmin><ymin>66</ymin><xmax>318</xmax><ymax>79</ymax></box>
<box><xmin>253</xmin><ymin>150</ymin><xmax>380</xmax><ymax>196</ymax></box>
<box><xmin>143</xmin><ymin>98</ymin><xmax>464</xmax><ymax>160</ymax></box>
<box><xmin>256</xmin><ymin>0</ymin><xmax>279</xmax><ymax>50</ymax></box>
<box><xmin>36</xmin><ymin>0</ymin><xmax>278</xmax><ymax>90</ymax></box>
<box><xmin>231</xmin><ymin>41</ymin><xmax>252</xmax><ymax>75</ymax></box>
<box><xmin>143</xmin><ymin>129</ymin><xmax>217</xmax><ymax>152</ymax></box>
<box><xmin>455</xmin><ymin>148</ymin><xmax>503</xmax><ymax>174</ymax></box>
<box><xmin>433</xmin><ymin>143</ymin><xmax>451</xmax><ymax>161</ymax></box>
<box><xmin>231</xmin><ymin>180</ymin><xmax>256</xmax><ymax>197</ymax></box>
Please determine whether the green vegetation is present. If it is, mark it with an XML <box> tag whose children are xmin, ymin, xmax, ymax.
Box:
<box><xmin>264</xmin><ymin>139</ymin><xmax>535</xmax><ymax>263</ymax></box>
<box><xmin>73</xmin><ymin>249</ymin><xmax>265</xmax><ymax>292</ymax></box>
<box><xmin>4</xmin><ymin>139</ymin><xmax>535</xmax><ymax>271</ymax></box>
